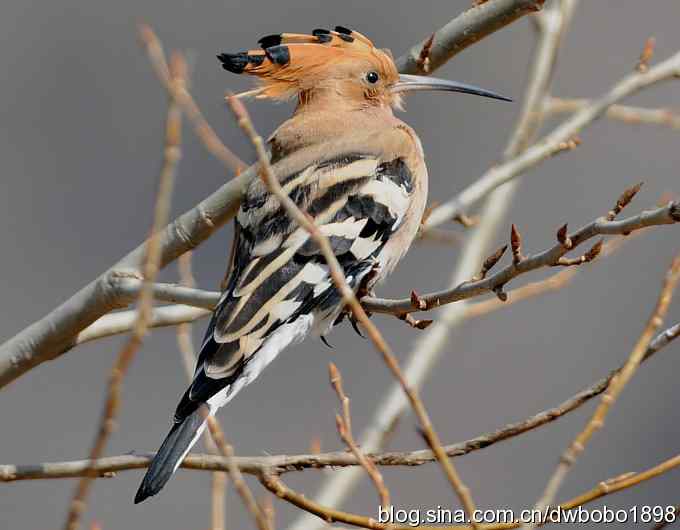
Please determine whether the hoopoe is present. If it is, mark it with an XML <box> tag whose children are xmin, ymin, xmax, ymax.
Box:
<box><xmin>135</xmin><ymin>26</ymin><xmax>509</xmax><ymax>503</ymax></box>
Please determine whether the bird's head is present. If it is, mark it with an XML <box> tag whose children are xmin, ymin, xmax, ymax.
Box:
<box><xmin>218</xmin><ymin>26</ymin><xmax>510</xmax><ymax>110</ymax></box>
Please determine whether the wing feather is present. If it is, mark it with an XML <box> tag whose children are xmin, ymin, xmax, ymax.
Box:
<box><xmin>174</xmin><ymin>135</ymin><xmax>416</xmax><ymax>422</ymax></box>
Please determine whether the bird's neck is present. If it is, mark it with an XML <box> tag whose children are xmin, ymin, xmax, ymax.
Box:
<box><xmin>268</xmin><ymin>96</ymin><xmax>398</xmax><ymax>162</ymax></box>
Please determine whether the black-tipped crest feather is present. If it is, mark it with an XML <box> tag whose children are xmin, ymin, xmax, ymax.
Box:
<box><xmin>334</xmin><ymin>25</ymin><xmax>353</xmax><ymax>35</ymax></box>
<box><xmin>258</xmin><ymin>34</ymin><xmax>282</xmax><ymax>49</ymax></box>
<box><xmin>264</xmin><ymin>45</ymin><xmax>290</xmax><ymax>65</ymax></box>
<box><xmin>217</xmin><ymin>53</ymin><xmax>249</xmax><ymax>73</ymax></box>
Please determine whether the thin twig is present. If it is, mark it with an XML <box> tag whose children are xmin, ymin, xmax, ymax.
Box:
<box><xmin>74</xmin><ymin>305</ymin><xmax>210</xmax><ymax>345</ymax></box>
<box><xmin>523</xmin><ymin>254</ymin><xmax>680</xmax><ymax>530</ymax></box>
<box><xmin>463</xmin><ymin>234</ymin><xmax>629</xmax><ymax>318</ymax></box>
<box><xmin>227</xmin><ymin>95</ymin><xmax>480</xmax><ymax>527</ymax></box>
<box><xmin>260</xmin><ymin>495</ymin><xmax>276</xmax><ymax>530</ymax></box>
<box><xmin>203</xmin><ymin>416</ymin><xmax>272</xmax><ymax>530</ymax></box>
<box><xmin>68</xmin><ymin>231</ymin><xmax>625</xmax><ymax>344</ymax></box>
<box><xmin>544</xmin><ymin>97</ymin><xmax>680</xmax><ymax>130</ymax></box>
<box><xmin>138</xmin><ymin>25</ymin><xmax>245</xmax><ymax>174</ymax></box>
<box><xmin>260</xmin><ymin>473</ymin><xmax>391</xmax><ymax>530</ymax></box>
<box><xmin>78</xmin><ymin>197</ymin><xmax>675</xmax><ymax>329</ymax></box>
<box><xmin>176</xmin><ymin>252</ymin><xmax>227</xmax><ymax>530</ymax></box>
<box><xmin>364</xmin><ymin>199</ymin><xmax>680</xmax><ymax>315</ymax></box>
<box><xmin>176</xmin><ymin>253</ymin><xmax>202</xmax><ymax>375</ymax></box>
<box><xmin>212</xmin><ymin>472</ymin><xmax>228</xmax><ymax>530</ymax></box>
<box><xmin>560</xmin><ymin>454</ymin><xmax>680</xmax><ymax>523</ymax></box>
<box><xmin>328</xmin><ymin>363</ymin><xmax>390</xmax><ymax>508</ymax></box>
<box><xmin>62</xmin><ymin>52</ymin><xmax>185</xmax><ymax>530</ymax></box>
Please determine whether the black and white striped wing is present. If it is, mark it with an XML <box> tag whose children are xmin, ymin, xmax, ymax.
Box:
<box><xmin>174</xmin><ymin>150</ymin><xmax>414</xmax><ymax>421</ymax></box>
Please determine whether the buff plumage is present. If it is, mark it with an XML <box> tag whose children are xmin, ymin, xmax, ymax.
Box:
<box><xmin>135</xmin><ymin>25</ymin><xmax>509</xmax><ymax>504</ymax></box>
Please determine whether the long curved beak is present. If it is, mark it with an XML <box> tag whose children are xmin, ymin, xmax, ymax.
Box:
<box><xmin>392</xmin><ymin>74</ymin><xmax>512</xmax><ymax>102</ymax></box>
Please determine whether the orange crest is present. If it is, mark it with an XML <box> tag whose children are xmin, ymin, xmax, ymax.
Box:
<box><xmin>218</xmin><ymin>26</ymin><xmax>399</xmax><ymax>100</ymax></box>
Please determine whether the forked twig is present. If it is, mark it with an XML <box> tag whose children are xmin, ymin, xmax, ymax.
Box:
<box><xmin>68</xmin><ymin>232</ymin><xmax>635</xmax><ymax>343</ymax></box>
<box><xmin>364</xmin><ymin>197</ymin><xmax>680</xmax><ymax>315</ymax></box>
<box><xmin>523</xmin><ymin>254</ymin><xmax>680</xmax><ymax>530</ymax></box>
<box><xmin>329</xmin><ymin>363</ymin><xmax>390</xmax><ymax>508</ymax></box>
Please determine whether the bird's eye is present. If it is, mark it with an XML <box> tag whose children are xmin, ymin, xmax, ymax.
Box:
<box><xmin>365</xmin><ymin>71</ymin><xmax>380</xmax><ymax>84</ymax></box>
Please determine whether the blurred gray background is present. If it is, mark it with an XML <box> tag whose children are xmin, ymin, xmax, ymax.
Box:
<box><xmin>2</xmin><ymin>1</ymin><xmax>680</xmax><ymax>529</ymax></box>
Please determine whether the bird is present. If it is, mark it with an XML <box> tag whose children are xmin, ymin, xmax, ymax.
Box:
<box><xmin>134</xmin><ymin>25</ymin><xmax>510</xmax><ymax>504</ymax></box>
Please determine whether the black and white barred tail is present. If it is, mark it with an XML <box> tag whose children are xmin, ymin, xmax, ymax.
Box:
<box><xmin>134</xmin><ymin>403</ymin><xmax>209</xmax><ymax>504</ymax></box>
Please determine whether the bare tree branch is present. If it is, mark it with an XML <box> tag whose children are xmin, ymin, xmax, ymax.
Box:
<box><xmin>78</xmin><ymin>198</ymin><xmax>664</xmax><ymax>339</ymax></box>
<box><xmin>113</xmin><ymin>190</ymin><xmax>680</xmax><ymax>315</ymax></box>
<box><xmin>69</xmin><ymin>262</ymin><xmax>579</xmax><ymax>347</ymax></box>
<box><xmin>396</xmin><ymin>0</ymin><xmax>548</xmax><ymax>74</ymax></box>
<box><xmin>119</xmin><ymin>279</ymin><xmax>219</xmax><ymax>309</ymax></box>
<box><xmin>44</xmin><ymin>234</ymin><xmax>634</xmax><ymax>372</ymax></box>
<box><xmin>462</xmin><ymin>234</ymin><xmax>630</xmax><ymax>318</ymax></box>
<box><xmin>74</xmin><ymin>305</ymin><xmax>210</xmax><ymax>346</ymax></box>
<box><xmin>73</xmin><ymin>219</ymin><xmax>627</xmax><ymax>346</ymax></box>
<box><xmin>365</xmin><ymin>198</ymin><xmax>680</xmax><ymax>315</ymax></box>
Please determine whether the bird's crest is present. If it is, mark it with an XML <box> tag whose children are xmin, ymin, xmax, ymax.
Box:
<box><xmin>218</xmin><ymin>26</ymin><xmax>399</xmax><ymax>100</ymax></box>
